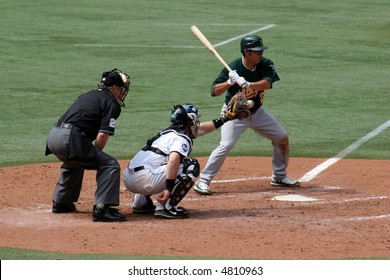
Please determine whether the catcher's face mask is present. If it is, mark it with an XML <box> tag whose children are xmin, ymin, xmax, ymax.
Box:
<box><xmin>185</xmin><ymin>105</ymin><xmax>200</xmax><ymax>139</ymax></box>
<box><xmin>190</xmin><ymin>118</ymin><xmax>200</xmax><ymax>139</ymax></box>
<box><xmin>171</xmin><ymin>104</ymin><xmax>201</xmax><ymax>138</ymax></box>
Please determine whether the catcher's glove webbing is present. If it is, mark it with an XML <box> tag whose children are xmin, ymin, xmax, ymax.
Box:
<box><xmin>224</xmin><ymin>91</ymin><xmax>250</xmax><ymax>120</ymax></box>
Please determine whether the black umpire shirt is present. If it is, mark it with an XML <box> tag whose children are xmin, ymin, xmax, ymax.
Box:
<box><xmin>57</xmin><ymin>88</ymin><xmax>121</xmax><ymax>141</ymax></box>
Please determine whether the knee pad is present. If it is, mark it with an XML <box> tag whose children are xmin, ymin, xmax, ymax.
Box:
<box><xmin>165</xmin><ymin>157</ymin><xmax>199</xmax><ymax>208</ymax></box>
<box><xmin>181</xmin><ymin>157</ymin><xmax>200</xmax><ymax>179</ymax></box>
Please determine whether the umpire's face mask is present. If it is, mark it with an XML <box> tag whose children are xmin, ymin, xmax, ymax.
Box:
<box><xmin>118</xmin><ymin>86</ymin><xmax>129</xmax><ymax>107</ymax></box>
<box><xmin>117</xmin><ymin>72</ymin><xmax>130</xmax><ymax>107</ymax></box>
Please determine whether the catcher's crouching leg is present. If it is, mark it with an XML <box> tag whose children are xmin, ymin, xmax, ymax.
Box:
<box><xmin>155</xmin><ymin>158</ymin><xmax>199</xmax><ymax>219</ymax></box>
<box><xmin>166</xmin><ymin>175</ymin><xmax>194</xmax><ymax>211</ymax></box>
<box><xmin>155</xmin><ymin>175</ymin><xmax>194</xmax><ymax>219</ymax></box>
<box><xmin>167</xmin><ymin>157</ymin><xmax>200</xmax><ymax>210</ymax></box>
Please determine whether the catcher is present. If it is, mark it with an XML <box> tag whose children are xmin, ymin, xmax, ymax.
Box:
<box><xmin>123</xmin><ymin>103</ymin><xmax>245</xmax><ymax>218</ymax></box>
<box><xmin>194</xmin><ymin>34</ymin><xmax>300</xmax><ymax>195</ymax></box>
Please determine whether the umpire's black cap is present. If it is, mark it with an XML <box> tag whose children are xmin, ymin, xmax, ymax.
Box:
<box><xmin>100</xmin><ymin>69</ymin><xmax>130</xmax><ymax>89</ymax></box>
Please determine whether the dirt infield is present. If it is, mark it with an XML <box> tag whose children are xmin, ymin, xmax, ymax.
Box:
<box><xmin>0</xmin><ymin>157</ymin><xmax>389</xmax><ymax>259</ymax></box>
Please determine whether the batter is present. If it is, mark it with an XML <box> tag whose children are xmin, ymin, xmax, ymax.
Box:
<box><xmin>194</xmin><ymin>34</ymin><xmax>300</xmax><ymax>195</ymax></box>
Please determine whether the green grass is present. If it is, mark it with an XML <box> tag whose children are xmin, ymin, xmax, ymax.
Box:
<box><xmin>1</xmin><ymin>247</ymin><xmax>387</xmax><ymax>260</ymax></box>
<box><xmin>0</xmin><ymin>0</ymin><xmax>389</xmax><ymax>259</ymax></box>
<box><xmin>1</xmin><ymin>0</ymin><xmax>389</xmax><ymax>166</ymax></box>
<box><xmin>0</xmin><ymin>247</ymin><xmax>221</xmax><ymax>260</ymax></box>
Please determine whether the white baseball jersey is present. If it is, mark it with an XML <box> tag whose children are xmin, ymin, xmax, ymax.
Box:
<box><xmin>123</xmin><ymin>129</ymin><xmax>193</xmax><ymax>207</ymax></box>
<box><xmin>128</xmin><ymin>129</ymin><xmax>192</xmax><ymax>169</ymax></box>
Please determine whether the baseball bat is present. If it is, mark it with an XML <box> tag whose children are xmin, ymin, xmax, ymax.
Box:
<box><xmin>190</xmin><ymin>25</ymin><xmax>250</xmax><ymax>105</ymax></box>
<box><xmin>190</xmin><ymin>25</ymin><xmax>233</xmax><ymax>72</ymax></box>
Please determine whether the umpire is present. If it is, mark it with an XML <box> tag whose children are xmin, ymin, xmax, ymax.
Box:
<box><xmin>45</xmin><ymin>69</ymin><xmax>130</xmax><ymax>222</ymax></box>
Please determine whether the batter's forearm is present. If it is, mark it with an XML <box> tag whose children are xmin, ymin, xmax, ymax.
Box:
<box><xmin>249</xmin><ymin>79</ymin><xmax>272</xmax><ymax>91</ymax></box>
<box><xmin>211</xmin><ymin>83</ymin><xmax>230</xmax><ymax>96</ymax></box>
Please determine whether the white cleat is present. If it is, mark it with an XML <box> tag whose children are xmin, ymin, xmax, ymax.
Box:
<box><xmin>270</xmin><ymin>177</ymin><xmax>300</xmax><ymax>187</ymax></box>
<box><xmin>194</xmin><ymin>181</ymin><xmax>211</xmax><ymax>195</ymax></box>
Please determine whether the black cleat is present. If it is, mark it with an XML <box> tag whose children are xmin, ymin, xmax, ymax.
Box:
<box><xmin>154</xmin><ymin>206</ymin><xmax>189</xmax><ymax>219</ymax></box>
<box><xmin>92</xmin><ymin>205</ymin><xmax>126</xmax><ymax>222</ymax></box>
<box><xmin>52</xmin><ymin>201</ymin><xmax>76</xmax><ymax>213</ymax></box>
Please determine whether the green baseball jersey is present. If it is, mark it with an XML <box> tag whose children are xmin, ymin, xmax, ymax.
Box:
<box><xmin>212</xmin><ymin>56</ymin><xmax>280</xmax><ymax>112</ymax></box>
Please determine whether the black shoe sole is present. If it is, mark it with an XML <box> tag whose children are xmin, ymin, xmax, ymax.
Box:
<box><xmin>52</xmin><ymin>209</ymin><xmax>76</xmax><ymax>214</ymax></box>
<box><xmin>132</xmin><ymin>210</ymin><xmax>155</xmax><ymax>214</ymax></box>
<box><xmin>92</xmin><ymin>206</ymin><xmax>126</xmax><ymax>222</ymax></box>
<box><xmin>52</xmin><ymin>203</ymin><xmax>76</xmax><ymax>213</ymax></box>
<box><xmin>132</xmin><ymin>207</ymin><xmax>156</xmax><ymax>214</ymax></box>
<box><xmin>92</xmin><ymin>217</ymin><xmax>126</xmax><ymax>222</ymax></box>
<box><xmin>154</xmin><ymin>211</ymin><xmax>189</xmax><ymax>219</ymax></box>
<box><xmin>270</xmin><ymin>182</ymin><xmax>300</xmax><ymax>187</ymax></box>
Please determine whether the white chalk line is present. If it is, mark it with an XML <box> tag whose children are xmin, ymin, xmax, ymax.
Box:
<box><xmin>213</xmin><ymin>176</ymin><xmax>271</xmax><ymax>183</ymax></box>
<box><xmin>74</xmin><ymin>24</ymin><xmax>276</xmax><ymax>48</ymax></box>
<box><xmin>74</xmin><ymin>44</ymin><xmax>204</xmax><ymax>48</ymax></box>
<box><xmin>299</xmin><ymin>119</ymin><xmax>390</xmax><ymax>183</ymax></box>
<box><xmin>187</xmin><ymin>120</ymin><xmax>390</xmax><ymax>203</ymax></box>
<box><xmin>186</xmin><ymin>193</ymin><xmax>390</xmax><ymax>225</ymax></box>
<box><xmin>326</xmin><ymin>213</ymin><xmax>390</xmax><ymax>223</ymax></box>
<box><xmin>213</xmin><ymin>24</ymin><xmax>276</xmax><ymax>48</ymax></box>
<box><xmin>159</xmin><ymin>23</ymin><xmax>273</xmax><ymax>26</ymax></box>
<box><xmin>340</xmin><ymin>196</ymin><xmax>387</xmax><ymax>203</ymax></box>
<box><xmin>188</xmin><ymin>193</ymin><xmax>387</xmax><ymax>203</ymax></box>
<box><xmin>309</xmin><ymin>186</ymin><xmax>343</xmax><ymax>191</ymax></box>
<box><xmin>311</xmin><ymin>195</ymin><xmax>388</xmax><ymax>205</ymax></box>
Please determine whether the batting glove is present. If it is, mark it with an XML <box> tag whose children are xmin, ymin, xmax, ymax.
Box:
<box><xmin>227</xmin><ymin>70</ymin><xmax>239</xmax><ymax>85</ymax></box>
<box><xmin>237</xmin><ymin>77</ymin><xmax>250</xmax><ymax>88</ymax></box>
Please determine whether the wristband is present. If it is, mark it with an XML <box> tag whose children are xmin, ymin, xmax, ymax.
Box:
<box><xmin>166</xmin><ymin>179</ymin><xmax>175</xmax><ymax>192</ymax></box>
<box><xmin>212</xmin><ymin>116</ymin><xmax>230</xmax><ymax>129</ymax></box>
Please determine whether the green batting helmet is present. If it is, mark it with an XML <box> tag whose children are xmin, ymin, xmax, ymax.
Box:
<box><xmin>240</xmin><ymin>34</ymin><xmax>268</xmax><ymax>52</ymax></box>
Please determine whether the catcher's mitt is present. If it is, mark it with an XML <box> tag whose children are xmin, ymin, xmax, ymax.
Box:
<box><xmin>224</xmin><ymin>91</ymin><xmax>251</xmax><ymax>120</ymax></box>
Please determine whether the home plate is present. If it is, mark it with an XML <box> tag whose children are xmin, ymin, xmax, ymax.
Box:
<box><xmin>272</xmin><ymin>194</ymin><xmax>319</xmax><ymax>202</ymax></box>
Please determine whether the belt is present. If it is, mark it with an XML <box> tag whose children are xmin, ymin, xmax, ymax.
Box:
<box><xmin>133</xmin><ymin>166</ymin><xmax>145</xmax><ymax>172</ymax></box>
<box><xmin>55</xmin><ymin>122</ymin><xmax>72</xmax><ymax>129</ymax></box>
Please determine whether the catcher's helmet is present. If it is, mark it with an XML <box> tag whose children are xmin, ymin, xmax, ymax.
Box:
<box><xmin>170</xmin><ymin>103</ymin><xmax>201</xmax><ymax>138</ymax></box>
<box><xmin>240</xmin><ymin>34</ymin><xmax>268</xmax><ymax>52</ymax></box>
<box><xmin>100</xmin><ymin>68</ymin><xmax>131</xmax><ymax>106</ymax></box>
